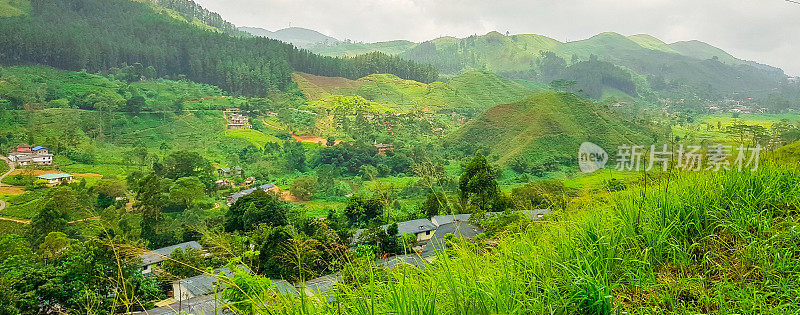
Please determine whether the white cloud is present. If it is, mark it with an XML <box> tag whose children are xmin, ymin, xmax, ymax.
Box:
<box><xmin>194</xmin><ymin>0</ymin><xmax>800</xmax><ymax>75</ymax></box>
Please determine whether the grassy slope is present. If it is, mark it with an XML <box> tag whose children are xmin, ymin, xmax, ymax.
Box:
<box><xmin>0</xmin><ymin>0</ymin><xmax>30</xmax><ymax>17</ymax></box>
<box><xmin>672</xmin><ymin>113</ymin><xmax>800</xmax><ymax>145</ymax></box>
<box><xmin>627</xmin><ymin>34</ymin><xmax>679</xmax><ymax>53</ymax></box>
<box><xmin>0</xmin><ymin>108</ymin><xmax>253</xmax><ymax>175</ymax></box>
<box><xmin>225</xmin><ymin>128</ymin><xmax>280</xmax><ymax>147</ymax></box>
<box><xmin>294</xmin><ymin>70</ymin><xmax>546</xmax><ymax>113</ymax></box>
<box><xmin>668</xmin><ymin>40</ymin><xmax>743</xmax><ymax>65</ymax></box>
<box><xmin>267</xmin><ymin>166</ymin><xmax>800</xmax><ymax>314</ymax></box>
<box><xmin>774</xmin><ymin>140</ymin><xmax>800</xmax><ymax>163</ymax></box>
<box><xmin>451</xmin><ymin>92</ymin><xmax>654</xmax><ymax>164</ymax></box>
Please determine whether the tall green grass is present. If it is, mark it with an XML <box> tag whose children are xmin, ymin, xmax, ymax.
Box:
<box><xmin>239</xmin><ymin>165</ymin><xmax>800</xmax><ymax>314</ymax></box>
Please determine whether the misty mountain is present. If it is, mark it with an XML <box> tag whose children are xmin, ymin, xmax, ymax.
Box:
<box><xmin>238</xmin><ymin>26</ymin><xmax>340</xmax><ymax>48</ymax></box>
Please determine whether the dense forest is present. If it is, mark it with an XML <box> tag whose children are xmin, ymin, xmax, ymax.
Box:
<box><xmin>0</xmin><ymin>0</ymin><xmax>438</xmax><ymax>97</ymax></box>
<box><xmin>154</xmin><ymin>0</ymin><xmax>250</xmax><ymax>37</ymax></box>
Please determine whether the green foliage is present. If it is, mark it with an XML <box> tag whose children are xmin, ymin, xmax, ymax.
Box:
<box><xmin>423</xmin><ymin>192</ymin><xmax>448</xmax><ymax>217</ymax></box>
<box><xmin>161</xmin><ymin>247</ymin><xmax>206</xmax><ymax>279</ymax></box>
<box><xmin>225</xmin><ymin>191</ymin><xmax>289</xmax><ymax>232</ymax></box>
<box><xmin>0</xmin><ymin>0</ymin><xmax>437</xmax><ymax>97</ymax></box>
<box><xmin>155</xmin><ymin>150</ymin><xmax>215</xmax><ymax>188</ymax></box>
<box><xmin>169</xmin><ymin>176</ymin><xmax>204</xmax><ymax>209</ymax></box>
<box><xmin>343</xmin><ymin>196</ymin><xmax>384</xmax><ymax>228</ymax></box>
<box><xmin>0</xmin><ymin>0</ymin><xmax>30</xmax><ymax>17</ymax></box>
<box><xmin>511</xmin><ymin>180</ymin><xmax>571</xmax><ymax>210</ymax></box>
<box><xmin>253</xmin><ymin>165</ymin><xmax>800</xmax><ymax>314</ymax></box>
<box><xmin>450</xmin><ymin>92</ymin><xmax>655</xmax><ymax>167</ymax></box>
<box><xmin>283</xmin><ymin>140</ymin><xmax>307</xmax><ymax>172</ymax></box>
<box><xmin>290</xmin><ymin>175</ymin><xmax>317</xmax><ymax>201</ymax></box>
<box><xmin>459</xmin><ymin>152</ymin><xmax>503</xmax><ymax>211</ymax></box>
<box><xmin>93</xmin><ymin>176</ymin><xmax>127</xmax><ymax>208</ymax></box>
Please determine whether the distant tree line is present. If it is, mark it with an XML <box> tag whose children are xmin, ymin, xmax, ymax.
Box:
<box><xmin>0</xmin><ymin>0</ymin><xmax>438</xmax><ymax>97</ymax></box>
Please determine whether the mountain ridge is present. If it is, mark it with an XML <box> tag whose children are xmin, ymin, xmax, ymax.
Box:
<box><xmin>239</xmin><ymin>26</ymin><xmax>340</xmax><ymax>48</ymax></box>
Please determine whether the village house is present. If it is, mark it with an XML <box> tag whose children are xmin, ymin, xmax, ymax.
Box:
<box><xmin>36</xmin><ymin>173</ymin><xmax>73</xmax><ymax>185</ymax></box>
<box><xmin>226</xmin><ymin>112</ymin><xmax>251</xmax><ymax>129</ymax></box>
<box><xmin>7</xmin><ymin>144</ymin><xmax>54</xmax><ymax>166</ymax></box>
<box><xmin>139</xmin><ymin>241</ymin><xmax>203</xmax><ymax>274</ymax></box>
<box><xmin>397</xmin><ymin>219</ymin><xmax>437</xmax><ymax>242</ymax></box>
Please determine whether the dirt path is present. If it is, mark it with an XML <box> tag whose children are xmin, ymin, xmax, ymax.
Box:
<box><xmin>0</xmin><ymin>156</ymin><xmax>15</xmax><ymax>186</ymax></box>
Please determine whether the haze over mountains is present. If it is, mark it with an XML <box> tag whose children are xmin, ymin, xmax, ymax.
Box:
<box><xmin>238</xmin><ymin>26</ymin><xmax>340</xmax><ymax>48</ymax></box>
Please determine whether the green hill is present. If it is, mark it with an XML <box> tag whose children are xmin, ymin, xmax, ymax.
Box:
<box><xmin>399</xmin><ymin>31</ymin><xmax>561</xmax><ymax>74</ymax></box>
<box><xmin>239</xmin><ymin>26</ymin><xmax>340</xmax><ymax>48</ymax></box>
<box><xmin>774</xmin><ymin>140</ymin><xmax>800</xmax><ymax>164</ymax></box>
<box><xmin>294</xmin><ymin>70</ymin><xmax>547</xmax><ymax>113</ymax></box>
<box><xmin>450</xmin><ymin>92</ymin><xmax>655</xmax><ymax>165</ymax></box>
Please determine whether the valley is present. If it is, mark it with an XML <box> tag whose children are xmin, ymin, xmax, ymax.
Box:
<box><xmin>0</xmin><ymin>0</ymin><xmax>799</xmax><ymax>314</ymax></box>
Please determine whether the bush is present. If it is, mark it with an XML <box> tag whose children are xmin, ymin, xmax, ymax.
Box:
<box><xmin>290</xmin><ymin>176</ymin><xmax>317</xmax><ymax>201</ymax></box>
<box><xmin>62</xmin><ymin>149</ymin><xmax>96</xmax><ymax>164</ymax></box>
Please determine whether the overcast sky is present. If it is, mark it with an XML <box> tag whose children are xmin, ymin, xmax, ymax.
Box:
<box><xmin>193</xmin><ymin>0</ymin><xmax>800</xmax><ymax>75</ymax></box>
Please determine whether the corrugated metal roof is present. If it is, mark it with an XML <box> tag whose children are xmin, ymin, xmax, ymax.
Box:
<box><xmin>36</xmin><ymin>173</ymin><xmax>73</xmax><ymax>180</ymax></box>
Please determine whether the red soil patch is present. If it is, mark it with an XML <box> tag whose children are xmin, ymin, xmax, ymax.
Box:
<box><xmin>280</xmin><ymin>191</ymin><xmax>298</xmax><ymax>202</ymax></box>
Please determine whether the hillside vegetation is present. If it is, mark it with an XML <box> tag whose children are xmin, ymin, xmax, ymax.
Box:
<box><xmin>310</xmin><ymin>31</ymin><xmax>797</xmax><ymax>106</ymax></box>
<box><xmin>294</xmin><ymin>70</ymin><xmax>546</xmax><ymax>114</ymax></box>
<box><xmin>450</xmin><ymin>92</ymin><xmax>655</xmax><ymax>165</ymax></box>
<box><xmin>258</xmin><ymin>165</ymin><xmax>800</xmax><ymax>314</ymax></box>
<box><xmin>0</xmin><ymin>0</ymin><xmax>29</xmax><ymax>16</ymax></box>
<box><xmin>0</xmin><ymin>0</ymin><xmax>437</xmax><ymax>97</ymax></box>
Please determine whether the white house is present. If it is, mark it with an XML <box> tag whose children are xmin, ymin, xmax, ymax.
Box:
<box><xmin>36</xmin><ymin>173</ymin><xmax>73</xmax><ymax>185</ymax></box>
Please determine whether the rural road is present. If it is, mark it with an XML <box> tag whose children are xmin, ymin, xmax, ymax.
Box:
<box><xmin>0</xmin><ymin>155</ymin><xmax>14</xmax><ymax>186</ymax></box>
<box><xmin>0</xmin><ymin>155</ymin><xmax>31</xmax><ymax>224</ymax></box>
<box><xmin>0</xmin><ymin>156</ymin><xmax>29</xmax><ymax>223</ymax></box>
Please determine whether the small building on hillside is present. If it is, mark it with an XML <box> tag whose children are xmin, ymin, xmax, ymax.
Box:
<box><xmin>397</xmin><ymin>219</ymin><xmax>437</xmax><ymax>242</ymax></box>
<box><xmin>227</xmin><ymin>113</ymin><xmax>251</xmax><ymax>129</ymax></box>
<box><xmin>36</xmin><ymin>173</ymin><xmax>73</xmax><ymax>185</ymax></box>
<box><xmin>140</xmin><ymin>241</ymin><xmax>203</xmax><ymax>274</ymax></box>
<box><xmin>8</xmin><ymin>144</ymin><xmax>54</xmax><ymax>166</ymax></box>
